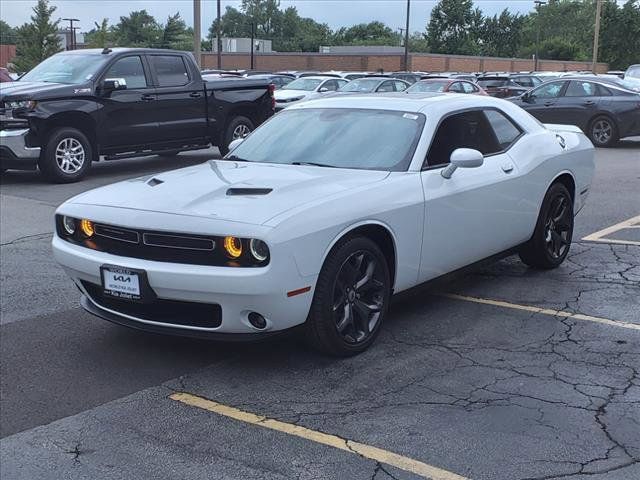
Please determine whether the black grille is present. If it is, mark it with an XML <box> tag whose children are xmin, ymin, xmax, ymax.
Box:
<box><xmin>82</xmin><ymin>281</ymin><xmax>222</xmax><ymax>329</ymax></box>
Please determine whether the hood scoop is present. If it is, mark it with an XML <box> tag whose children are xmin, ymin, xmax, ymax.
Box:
<box><xmin>226</xmin><ymin>187</ymin><xmax>272</xmax><ymax>196</ymax></box>
<box><xmin>147</xmin><ymin>177</ymin><xmax>164</xmax><ymax>187</ymax></box>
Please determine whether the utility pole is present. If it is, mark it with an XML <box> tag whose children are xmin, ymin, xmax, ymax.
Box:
<box><xmin>193</xmin><ymin>0</ymin><xmax>201</xmax><ymax>68</ymax></box>
<box><xmin>592</xmin><ymin>0</ymin><xmax>603</xmax><ymax>73</ymax></box>
<box><xmin>62</xmin><ymin>18</ymin><xmax>79</xmax><ymax>50</ymax></box>
<box><xmin>72</xmin><ymin>26</ymin><xmax>80</xmax><ymax>50</ymax></box>
<box><xmin>403</xmin><ymin>0</ymin><xmax>410</xmax><ymax>71</ymax></box>
<box><xmin>250</xmin><ymin>22</ymin><xmax>255</xmax><ymax>70</ymax></box>
<box><xmin>533</xmin><ymin>1</ymin><xmax>546</xmax><ymax>71</ymax></box>
<box><xmin>398</xmin><ymin>28</ymin><xmax>405</xmax><ymax>48</ymax></box>
<box><xmin>216</xmin><ymin>0</ymin><xmax>222</xmax><ymax>69</ymax></box>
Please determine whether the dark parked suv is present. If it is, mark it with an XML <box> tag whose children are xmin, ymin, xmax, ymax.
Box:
<box><xmin>478</xmin><ymin>74</ymin><xmax>542</xmax><ymax>98</ymax></box>
<box><xmin>509</xmin><ymin>77</ymin><xmax>640</xmax><ymax>147</ymax></box>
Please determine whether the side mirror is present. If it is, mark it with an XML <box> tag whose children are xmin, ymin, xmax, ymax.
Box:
<box><xmin>102</xmin><ymin>78</ymin><xmax>127</xmax><ymax>93</ymax></box>
<box><xmin>441</xmin><ymin>148</ymin><xmax>484</xmax><ymax>179</ymax></box>
<box><xmin>227</xmin><ymin>137</ymin><xmax>245</xmax><ymax>152</ymax></box>
<box><xmin>318</xmin><ymin>87</ymin><xmax>329</xmax><ymax>93</ymax></box>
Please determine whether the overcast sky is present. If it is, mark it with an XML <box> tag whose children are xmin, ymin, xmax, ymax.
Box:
<box><xmin>2</xmin><ymin>0</ymin><xmax>539</xmax><ymax>34</ymax></box>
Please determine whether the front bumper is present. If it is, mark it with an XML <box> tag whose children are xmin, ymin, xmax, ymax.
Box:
<box><xmin>0</xmin><ymin>129</ymin><xmax>40</xmax><ymax>170</ymax></box>
<box><xmin>52</xmin><ymin>235</ymin><xmax>316</xmax><ymax>337</ymax></box>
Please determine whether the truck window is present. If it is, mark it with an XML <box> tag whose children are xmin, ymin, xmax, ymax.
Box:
<box><xmin>150</xmin><ymin>55</ymin><xmax>190</xmax><ymax>87</ymax></box>
<box><xmin>103</xmin><ymin>56</ymin><xmax>148</xmax><ymax>89</ymax></box>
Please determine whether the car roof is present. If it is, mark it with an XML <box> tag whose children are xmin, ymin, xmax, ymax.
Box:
<box><xmin>291</xmin><ymin>76</ymin><xmax>339</xmax><ymax>81</ymax></box>
<box><xmin>59</xmin><ymin>47</ymin><xmax>188</xmax><ymax>56</ymax></box>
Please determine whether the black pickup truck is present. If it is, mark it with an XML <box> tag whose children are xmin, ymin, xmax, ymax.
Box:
<box><xmin>0</xmin><ymin>48</ymin><xmax>274</xmax><ymax>182</ymax></box>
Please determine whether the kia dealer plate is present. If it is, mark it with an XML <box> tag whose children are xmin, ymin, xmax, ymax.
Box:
<box><xmin>100</xmin><ymin>265</ymin><xmax>150</xmax><ymax>302</ymax></box>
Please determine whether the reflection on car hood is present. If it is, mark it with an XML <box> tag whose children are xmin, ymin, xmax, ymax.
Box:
<box><xmin>0</xmin><ymin>81</ymin><xmax>80</xmax><ymax>100</ymax></box>
<box><xmin>275</xmin><ymin>90</ymin><xmax>311</xmax><ymax>100</ymax></box>
<box><xmin>69</xmin><ymin>160</ymin><xmax>390</xmax><ymax>225</ymax></box>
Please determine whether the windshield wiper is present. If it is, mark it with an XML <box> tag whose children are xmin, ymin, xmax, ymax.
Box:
<box><xmin>291</xmin><ymin>161</ymin><xmax>337</xmax><ymax>168</ymax></box>
<box><xmin>226</xmin><ymin>155</ymin><xmax>251</xmax><ymax>162</ymax></box>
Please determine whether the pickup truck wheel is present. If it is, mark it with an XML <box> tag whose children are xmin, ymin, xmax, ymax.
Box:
<box><xmin>39</xmin><ymin>128</ymin><xmax>92</xmax><ymax>183</ymax></box>
<box><xmin>305</xmin><ymin>236</ymin><xmax>390</xmax><ymax>356</ymax></box>
<box><xmin>519</xmin><ymin>183</ymin><xmax>574</xmax><ymax>269</ymax></box>
<box><xmin>219</xmin><ymin>116</ymin><xmax>254</xmax><ymax>156</ymax></box>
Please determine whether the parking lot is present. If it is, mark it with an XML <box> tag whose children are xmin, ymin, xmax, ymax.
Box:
<box><xmin>1</xmin><ymin>141</ymin><xmax>638</xmax><ymax>479</ymax></box>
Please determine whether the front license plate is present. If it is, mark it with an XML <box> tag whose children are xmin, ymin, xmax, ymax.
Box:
<box><xmin>101</xmin><ymin>266</ymin><xmax>142</xmax><ymax>301</ymax></box>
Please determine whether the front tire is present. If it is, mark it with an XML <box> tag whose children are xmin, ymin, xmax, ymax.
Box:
<box><xmin>588</xmin><ymin>115</ymin><xmax>618</xmax><ymax>148</ymax></box>
<box><xmin>219</xmin><ymin>116</ymin><xmax>254</xmax><ymax>156</ymax></box>
<box><xmin>306</xmin><ymin>236</ymin><xmax>391</xmax><ymax>356</ymax></box>
<box><xmin>38</xmin><ymin>127</ymin><xmax>92</xmax><ymax>183</ymax></box>
<box><xmin>519</xmin><ymin>183</ymin><xmax>574</xmax><ymax>269</ymax></box>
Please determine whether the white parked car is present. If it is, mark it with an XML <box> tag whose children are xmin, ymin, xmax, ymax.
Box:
<box><xmin>274</xmin><ymin>76</ymin><xmax>347</xmax><ymax>110</ymax></box>
<box><xmin>53</xmin><ymin>94</ymin><xmax>594</xmax><ymax>356</ymax></box>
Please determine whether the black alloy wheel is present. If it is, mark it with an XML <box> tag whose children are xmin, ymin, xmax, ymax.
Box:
<box><xmin>519</xmin><ymin>182</ymin><xmax>574</xmax><ymax>269</ymax></box>
<box><xmin>332</xmin><ymin>250</ymin><xmax>386</xmax><ymax>344</ymax></box>
<box><xmin>306</xmin><ymin>236</ymin><xmax>390</xmax><ymax>356</ymax></box>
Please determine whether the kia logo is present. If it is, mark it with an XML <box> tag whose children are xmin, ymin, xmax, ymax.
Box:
<box><xmin>113</xmin><ymin>275</ymin><xmax>131</xmax><ymax>282</ymax></box>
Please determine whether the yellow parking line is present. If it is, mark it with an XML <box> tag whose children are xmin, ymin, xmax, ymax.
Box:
<box><xmin>170</xmin><ymin>392</ymin><xmax>468</xmax><ymax>480</ymax></box>
<box><xmin>443</xmin><ymin>293</ymin><xmax>640</xmax><ymax>331</ymax></box>
<box><xmin>582</xmin><ymin>215</ymin><xmax>640</xmax><ymax>246</ymax></box>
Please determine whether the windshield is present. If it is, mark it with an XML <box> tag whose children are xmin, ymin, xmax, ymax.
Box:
<box><xmin>615</xmin><ymin>77</ymin><xmax>640</xmax><ymax>92</ymax></box>
<box><xmin>20</xmin><ymin>54</ymin><xmax>109</xmax><ymax>84</ymax></box>
<box><xmin>283</xmin><ymin>78</ymin><xmax>322</xmax><ymax>91</ymax></box>
<box><xmin>228</xmin><ymin>108</ymin><xmax>425</xmax><ymax>171</ymax></box>
<box><xmin>478</xmin><ymin>78</ymin><xmax>509</xmax><ymax>88</ymax></box>
<box><xmin>626</xmin><ymin>65</ymin><xmax>640</xmax><ymax>79</ymax></box>
<box><xmin>407</xmin><ymin>81</ymin><xmax>448</xmax><ymax>93</ymax></box>
<box><xmin>339</xmin><ymin>79</ymin><xmax>381</xmax><ymax>92</ymax></box>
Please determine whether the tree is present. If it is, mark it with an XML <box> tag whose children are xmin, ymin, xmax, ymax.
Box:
<box><xmin>0</xmin><ymin>20</ymin><xmax>17</xmax><ymax>44</ymax></box>
<box><xmin>13</xmin><ymin>0</ymin><xmax>61</xmax><ymax>72</ymax></box>
<box><xmin>85</xmin><ymin>18</ymin><xmax>111</xmax><ymax>48</ymax></box>
<box><xmin>478</xmin><ymin>10</ymin><xmax>525</xmax><ymax>58</ymax></box>
<box><xmin>112</xmin><ymin>10</ymin><xmax>161</xmax><ymax>47</ymax></box>
<box><xmin>426</xmin><ymin>0</ymin><xmax>479</xmax><ymax>55</ymax></box>
<box><xmin>333</xmin><ymin>21</ymin><xmax>399</xmax><ymax>46</ymax></box>
<box><xmin>242</xmin><ymin>0</ymin><xmax>281</xmax><ymax>37</ymax></box>
<box><xmin>600</xmin><ymin>0</ymin><xmax>640</xmax><ymax>69</ymax></box>
<box><xmin>161</xmin><ymin>12</ymin><xmax>193</xmax><ymax>50</ymax></box>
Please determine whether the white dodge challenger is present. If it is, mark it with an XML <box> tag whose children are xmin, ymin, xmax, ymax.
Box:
<box><xmin>53</xmin><ymin>94</ymin><xmax>594</xmax><ymax>356</ymax></box>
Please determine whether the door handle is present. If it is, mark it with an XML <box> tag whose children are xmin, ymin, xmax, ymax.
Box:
<box><xmin>583</xmin><ymin>100</ymin><xmax>596</xmax><ymax>106</ymax></box>
<box><xmin>544</xmin><ymin>101</ymin><xmax>554</xmax><ymax>107</ymax></box>
<box><xmin>501</xmin><ymin>162</ymin><xmax>514</xmax><ymax>173</ymax></box>
<box><xmin>189</xmin><ymin>92</ymin><xmax>202</xmax><ymax>98</ymax></box>
<box><xmin>141</xmin><ymin>94</ymin><xmax>155</xmax><ymax>102</ymax></box>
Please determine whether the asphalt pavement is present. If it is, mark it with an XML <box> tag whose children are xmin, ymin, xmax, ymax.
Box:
<box><xmin>1</xmin><ymin>143</ymin><xmax>639</xmax><ymax>480</ymax></box>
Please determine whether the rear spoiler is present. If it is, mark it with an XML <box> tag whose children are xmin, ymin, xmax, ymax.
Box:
<box><xmin>543</xmin><ymin>123</ymin><xmax>584</xmax><ymax>134</ymax></box>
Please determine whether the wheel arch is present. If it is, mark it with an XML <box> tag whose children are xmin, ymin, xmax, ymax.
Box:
<box><xmin>321</xmin><ymin>221</ymin><xmax>398</xmax><ymax>291</ymax></box>
<box><xmin>36</xmin><ymin>112</ymin><xmax>98</xmax><ymax>160</ymax></box>
<box><xmin>549</xmin><ymin>171</ymin><xmax>576</xmax><ymax>202</ymax></box>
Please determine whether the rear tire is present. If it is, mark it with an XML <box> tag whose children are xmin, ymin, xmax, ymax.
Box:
<box><xmin>519</xmin><ymin>183</ymin><xmax>574</xmax><ymax>269</ymax></box>
<box><xmin>305</xmin><ymin>236</ymin><xmax>391</xmax><ymax>356</ymax></box>
<box><xmin>219</xmin><ymin>116</ymin><xmax>254</xmax><ymax>156</ymax></box>
<box><xmin>588</xmin><ymin>115</ymin><xmax>618</xmax><ymax>148</ymax></box>
<box><xmin>38</xmin><ymin>127</ymin><xmax>92</xmax><ymax>183</ymax></box>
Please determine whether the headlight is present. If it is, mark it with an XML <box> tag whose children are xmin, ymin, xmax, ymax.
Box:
<box><xmin>223</xmin><ymin>236</ymin><xmax>243</xmax><ymax>259</ymax></box>
<box><xmin>249</xmin><ymin>239</ymin><xmax>269</xmax><ymax>262</ymax></box>
<box><xmin>6</xmin><ymin>100</ymin><xmax>37</xmax><ymax>110</ymax></box>
<box><xmin>80</xmin><ymin>219</ymin><xmax>94</xmax><ymax>237</ymax></box>
<box><xmin>62</xmin><ymin>216</ymin><xmax>76</xmax><ymax>235</ymax></box>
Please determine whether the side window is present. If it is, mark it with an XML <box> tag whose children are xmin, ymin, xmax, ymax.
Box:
<box><xmin>531</xmin><ymin>81</ymin><xmax>566</xmax><ymax>98</ymax></box>
<box><xmin>484</xmin><ymin>110</ymin><xmax>522</xmax><ymax>150</ymax></box>
<box><xmin>462</xmin><ymin>82</ymin><xmax>475</xmax><ymax>93</ymax></box>
<box><xmin>322</xmin><ymin>80</ymin><xmax>338</xmax><ymax>91</ymax></box>
<box><xmin>425</xmin><ymin>110</ymin><xmax>501</xmax><ymax>167</ymax></box>
<box><xmin>596</xmin><ymin>84</ymin><xmax>612</xmax><ymax>96</ymax></box>
<box><xmin>565</xmin><ymin>81</ymin><xmax>597</xmax><ymax>97</ymax></box>
<box><xmin>104</xmin><ymin>56</ymin><xmax>147</xmax><ymax>89</ymax></box>
<box><xmin>377</xmin><ymin>81</ymin><xmax>394</xmax><ymax>92</ymax></box>
<box><xmin>449</xmin><ymin>82</ymin><xmax>464</xmax><ymax>93</ymax></box>
<box><xmin>531</xmin><ymin>76</ymin><xmax>542</xmax><ymax>86</ymax></box>
<box><xmin>150</xmin><ymin>55</ymin><xmax>190</xmax><ymax>87</ymax></box>
<box><xmin>394</xmin><ymin>81</ymin><xmax>408</xmax><ymax>91</ymax></box>
<box><xmin>513</xmin><ymin>77</ymin><xmax>533</xmax><ymax>88</ymax></box>
<box><xmin>337</xmin><ymin>79</ymin><xmax>348</xmax><ymax>89</ymax></box>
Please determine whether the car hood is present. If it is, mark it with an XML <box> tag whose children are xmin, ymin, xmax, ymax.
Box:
<box><xmin>0</xmin><ymin>81</ymin><xmax>83</xmax><ymax>100</ymax></box>
<box><xmin>68</xmin><ymin>160</ymin><xmax>390</xmax><ymax>226</ymax></box>
<box><xmin>275</xmin><ymin>90</ymin><xmax>311</xmax><ymax>100</ymax></box>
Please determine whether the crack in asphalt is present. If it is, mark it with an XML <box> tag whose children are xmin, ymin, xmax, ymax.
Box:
<box><xmin>0</xmin><ymin>232</ymin><xmax>52</xmax><ymax>246</ymax></box>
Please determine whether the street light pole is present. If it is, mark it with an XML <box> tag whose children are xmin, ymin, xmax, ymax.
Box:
<box><xmin>533</xmin><ymin>1</ymin><xmax>546</xmax><ymax>71</ymax></box>
<box><xmin>250</xmin><ymin>22</ymin><xmax>255</xmax><ymax>70</ymax></box>
<box><xmin>62</xmin><ymin>18</ymin><xmax>79</xmax><ymax>50</ymax></box>
<box><xmin>193</xmin><ymin>0</ymin><xmax>201</xmax><ymax>68</ymax></box>
<box><xmin>592</xmin><ymin>0</ymin><xmax>603</xmax><ymax>73</ymax></box>
<box><xmin>403</xmin><ymin>0</ymin><xmax>410</xmax><ymax>71</ymax></box>
<box><xmin>216</xmin><ymin>0</ymin><xmax>222</xmax><ymax>69</ymax></box>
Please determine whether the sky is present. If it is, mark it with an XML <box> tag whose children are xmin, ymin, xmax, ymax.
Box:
<box><xmin>1</xmin><ymin>0</ymin><xmax>539</xmax><ymax>34</ymax></box>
